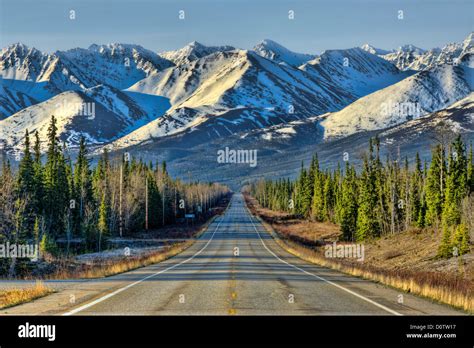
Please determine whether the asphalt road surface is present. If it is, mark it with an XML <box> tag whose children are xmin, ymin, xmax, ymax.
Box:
<box><xmin>1</xmin><ymin>193</ymin><xmax>463</xmax><ymax>315</ymax></box>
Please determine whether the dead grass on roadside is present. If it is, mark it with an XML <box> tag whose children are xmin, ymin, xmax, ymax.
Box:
<box><xmin>277</xmin><ymin>238</ymin><xmax>473</xmax><ymax>313</ymax></box>
<box><xmin>0</xmin><ymin>281</ymin><xmax>53</xmax><ymax>309</ymax></box>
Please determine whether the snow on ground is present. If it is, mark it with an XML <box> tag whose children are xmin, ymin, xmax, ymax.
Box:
<box><xmin>74</xmin><ymin>246</ymin><xmax>165</xmax><ymax>264</ymax></box>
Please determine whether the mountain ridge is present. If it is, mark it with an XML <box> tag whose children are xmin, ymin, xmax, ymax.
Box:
<box><xmin>1</xmin><ymin>35</ymin><xmax>472</xmax><ymax>164</ymax></box>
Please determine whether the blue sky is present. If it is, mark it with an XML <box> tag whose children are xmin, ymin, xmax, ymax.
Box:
<box><xmin>1</xmin><ymin>0</ymin><xmax>472</xmax><ymax>54</ymax></box>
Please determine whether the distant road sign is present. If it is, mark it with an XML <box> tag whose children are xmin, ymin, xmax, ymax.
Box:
<box><xmin>185</xmin><ymin>214</ymin><xmax>195</xmax><ymax>219</ymax></box>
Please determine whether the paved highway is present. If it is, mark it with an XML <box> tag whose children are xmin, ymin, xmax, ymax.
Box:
<box><xmin>1</xmin><ymin>194</ymin><xmax>462</xmax><ymax>315</ymax></box>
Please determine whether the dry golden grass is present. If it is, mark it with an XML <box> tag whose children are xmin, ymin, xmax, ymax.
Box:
<box><xmin>0</xmin><ymin>281</ymin><xmax>53</xmax><ymax>309</ymax></box>
<box><xmin>275</xmin><ymin>238</ymin><xmax>473</xmax><ymax>313</ymax></box>
<box><xmin>245</xmin><ymin>193</ymin><xmax>474</xmax><ymax>313</ymax></box>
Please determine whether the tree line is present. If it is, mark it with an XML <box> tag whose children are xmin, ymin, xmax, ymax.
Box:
<box><xmin>250</xmin><ymin>136</ymin><xmax>473</xmax><ymax>259</ymax></box>
<box><xmin>0</xmin><ymin>116</ymin><xmax>229</xmax><ymax>276</ymax></box>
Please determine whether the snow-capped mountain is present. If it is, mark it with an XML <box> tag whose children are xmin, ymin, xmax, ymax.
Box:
<box><xmin>321</xmin><ymin>56</ymin><xmax>473</xmax><ymax>139</ymax></box>
<box><xmin>1</xmin><ymin>43</ymin><xmax>49</xmax><ymax>81</ymax></box>
<box><xmin>116</xmin><ymin>46</ymin><xmax>410</xmax><ymax>149</ymax></box>
<box><xmin>58</xmin><ymin>43</ymin><xmax>174</xmax><ymax>90</ymax></box>
<box><xmin>252</xmin><ymin>39</ymin><xmax>316</xmax><ymax>67</ymax></box>
<box><xmin>1</xmin><ymin>43</ymin><xmax>173</xmax><ymax>92</ymax></box>
<box><xmin>129</xmin><ymin>48</ymin><xmax>359</xmax><ymax>113</ymax></box>
<box><xmin>0</xmin><ymin>83</ymin><xmax>173</xmax><ymax>151</ymax></box>
<box><xmin>301</xmin><ymin>47</ymin><xmax>412</xmax><ymax>98</ymax></box>
<box><xmin>0</xmin><ymin>91</ymin><xmax>132</xmax><ymax>150</ymax></box>
<box><xmin>1</xmin><ymin>33</ymin><xmax>473</xmax><ymax>161</ymax></box>
<box><xmin>363</xmin><ymin>33</ymin><xmax>474</xmax><ymax>71</ymax></box>
<box><xmin>380</xmin><ymin>45</ymin><xmax>426</xmax><ymax>71</ymax></box>
<box><xmin>0</xmin><ymin>43</ymin><xmax>173</xmax><ymax>119</ymax></box>
<box><xmin>159</xmin><ymin>41</ymin><xmax>234</xmax><ymax>66</ymax></box>
<box><xmin>1</xmin><ymin>43</ymin><xmax>91</xmax><ymax>102</ymax></box>
<box><xmin>360</xmin><ymin>44</ymin><xmax>392</xmax><ymax>56</ymax></box>
<box><xmin>0</xmin><ymin>83</ymin><xmax>171</xmax><ymax>149</ymax></box>
<box><xmin>261</xmin><ymin>94</ymin><xmax>474</xmax><ymax>182</ymax></box>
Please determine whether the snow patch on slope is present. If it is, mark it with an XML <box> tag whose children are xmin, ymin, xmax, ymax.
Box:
<box><xmin>321</xmin><ymin>63</ymin><xmax>473</xmax><ymax>139</ymax></box>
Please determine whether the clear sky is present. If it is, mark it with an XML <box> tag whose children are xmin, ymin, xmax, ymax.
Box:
<box><xmin>1</xmin><ymin>0</ymin><xmax>473</xmax><ymax>54</ymax></box>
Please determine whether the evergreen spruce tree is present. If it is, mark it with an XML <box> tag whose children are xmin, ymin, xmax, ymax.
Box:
<box><xmin>33</xmin><ymin>217</ymin><xmax>41</xmax><ymax>254</ymax></box>
<box><xmin>438</xmin><ymin>137</ymin><xmax>468</xmax><ymax>258</ymax></box>
<box><xmin>147</xmin><ymin>170</ymin><xmax>161</xmax><ymax>228</ymax></box>
<box><xmin>5</xmin><ymin>131</ymin><xmax>38</xmax><ymax>274</ymax></box>
<box><xmin>73</xmin><ymin>136</ymin><xmax>93</xmax><ymax>237</ymax></box>
<box><xmin>356</xmin><ymin>141</ymin><xmax>379</xmax><ymax>241</ymax></box>
<box><xmin>15</xmin><ymin>130</ymin><xmax>36</xmax><ymax>239</ymax></box>
<box><xmin>452</xmin><ymin>223</ymin><xmax>469</xmax><ymax>256</ymax></box>
<box><xmin>442</xmin><ymin>137</ymin><xmax>467</xmax><ymax>227</ymax></box>
<box><xmin>425</xmin><ymin>145</ymin><xmax>445</xmax><ymax>226</ymax></box>
<box><xmin>322</xmin><ymin>173</ymin><xmax>334</xmax><ymax>222</ymax></box>
<box><xmin>311</xmin><ymin>170</ymin><xmax>324</xmax><ymax>221</ymax></box>
<box><xmin>410</xmin><ymin>153</ymin><xmax>423</xmax><ymax>228</ymax></box>
<box><xmin>307</xmin><ymin>154</ymin><xmax>319</xmax><ymax>201</ymax></box>
<box><xmin>97</xmin><ymin>193</ymin><xmax>109</xmax><ymax>251</ymax></box>
<box><xmin>44</xmin><ymin>116</ymin><xmax>70</xmax><ymax>240</ymax></box>
<box><xmin>295</xmin><ymin>163</ymin><xmax>312</xmax><ymax>217</ymax></box>
<box><xmin>340</xmin><ymin>163</ymin><xmax>358</xmax><ymax>241</ymax></box>
<box><xmin>32</xmin><ymin>131</ymin><xmax>44</xmax><ymax>217</ymax></box>
<box><xmin>438</xmin><ymin>225</ymin><xmax>454</xmax><ymax>258</ymax></box>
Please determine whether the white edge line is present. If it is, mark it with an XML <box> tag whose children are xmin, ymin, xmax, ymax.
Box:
<box><xmin>245</xmin><ymin>204</ymin><xmax>403</xmax><ymax>316</ymax></box>
<box><xmin>62</xmin><ymin>217</ymin><xmax>224</xmax><ymax>316</ymax></box>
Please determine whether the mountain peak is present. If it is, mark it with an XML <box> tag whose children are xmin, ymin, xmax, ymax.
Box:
<box><xmin>252</xmin><ymin>39</ymin><xmax>315</xmax><ymax>67</ymax></box>
<box><xmin>5</xmin><ymin>42</ymin><xmax>29</xmax><ymax>50</ymax></box>
<box><xmin>1</xmin><ymin>42</ymin><xmax>42</xmax><ymax>56</ymax></box>
<box><xmin>186</xmin><ymin>41</ymin><xmax>205</xmax><ymax>48</ymax></box>
<box><xmin>159</xmin><ymin>42</ymin><xmax>235</xmax><ymax>65</ymax></box>
<box><xmin>397</xmin><ymin>44</ymin><xmax>425</xmax><ymax>54</ymax></box>
<box><xmin>256</xmin><ymin>39</ymin><xmax>285</xmax><ymax>49</ymax></box>
<box><xmin>360</xmin><ymin>43</ymin><xmax>392</xmax><ymax>55</ymax></box>
<box><xmin>87</xmin><ymin>43</ymin><xmax>148</xmax><ymax>54</ymax></box>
